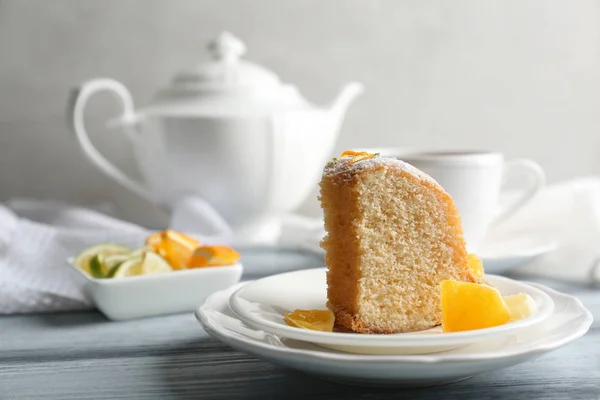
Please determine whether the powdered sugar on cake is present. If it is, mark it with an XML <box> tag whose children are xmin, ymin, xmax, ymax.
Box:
<box><xmin>323</xmin><ymin>155</ymin><xmax>442</xmax><ymax>189</ymax></box>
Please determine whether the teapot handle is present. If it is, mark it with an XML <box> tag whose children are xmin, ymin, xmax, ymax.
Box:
<box><xmin>67</xmin><ymin>78</ymin><xmax>156</xmax><ymax>205</ymax></box>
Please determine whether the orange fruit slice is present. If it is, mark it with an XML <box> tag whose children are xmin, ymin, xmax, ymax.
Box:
<box><xmin>188</xmin><ymin>245</ymin><xmax>241</xmax><ymax>268</ymax></box>
<box><xmin>339</xmin><ymin>150</ymin><xmax>379</xmax><ymax>164</ymax></box>
<box><xmin>441</xmin><ymin>280</ymin><xmax>511</xmax><ymax>333</ymax></box>
<box><xmin>284</xmin><ymin>309</ymin><xmax>335</xmax><ymax>332</ymax></box>
<box><xmin>467</xmin><ymin>253</ymin><xmax>484</xmax><ymax>278</ymax></box>
<box><xmin>145</xmin><ymin>230</ymin><xmax>199</xmax><ymax>270</ymax></box>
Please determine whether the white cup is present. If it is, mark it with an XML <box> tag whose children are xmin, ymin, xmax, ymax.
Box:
<box><xmin>365</xmin><ymin>149</ymin><xmax>545</xmax><ymax>251</ymax></box>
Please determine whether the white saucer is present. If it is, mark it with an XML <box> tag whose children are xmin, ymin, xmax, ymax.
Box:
<box><xmin>477</xmin><ymin>234</ymin><xmax>558</xmax><ymax>275</ymax></box>
<box><xmin>228</xmin><ymin>268</ymin><xmax>554</xmax><ymax>355</ymax></box>
<box><xmin>196</xmin><ymin>282</ymin><xmax>592</xmax><ymax>386</ymax></box>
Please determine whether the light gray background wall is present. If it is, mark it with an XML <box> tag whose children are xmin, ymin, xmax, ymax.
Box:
<box><xmin>1</xmin><ymin>0</ymin><xmax>599</xmax><ymax>226</ymax></box>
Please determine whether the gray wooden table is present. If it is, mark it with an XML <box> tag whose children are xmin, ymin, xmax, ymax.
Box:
<box><xmin>1</xmin><ymin>276</ymin><xmax>598</xmax><ymax>400</ymax></box>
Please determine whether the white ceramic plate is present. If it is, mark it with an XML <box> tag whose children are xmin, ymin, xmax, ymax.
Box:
<box><xmin>66</xmin><ymin>259</ymin><xmax>243</xmax><ymax>321</ymax></box>
<box><xmin>228</xmin><ymin>268</ymin><xmax>554</xmax><ymax>355</ymax></box>
<box><xmin>197</xmin><ymin>282</ymin><xmax>592</xmax><ymax>386</ymax></box>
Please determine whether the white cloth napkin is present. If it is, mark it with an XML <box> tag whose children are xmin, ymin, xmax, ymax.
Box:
<box><xmin>0</xmin><ymin>197</ymin><xmax>235</xmax><ymax>314</ymax></box>
<box><xmin>487</xmin><ymin>177</ymin><xmax>600</xmax><ymax>284</ymax></box>
<box><xmin>1</xmin><ymin>177</ymin><xmax>599</xmax><ymax>314</ymax></box>
<box><xmin>0</xmin><ymin>200</ymin><xmax>148</xmax><ymax>313</ymax></box>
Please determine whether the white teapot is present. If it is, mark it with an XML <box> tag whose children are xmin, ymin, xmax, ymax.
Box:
<box><xmin>68</xmin><ymin>32</ymin><xmax>363</xmax><ymax>237</ymax></box>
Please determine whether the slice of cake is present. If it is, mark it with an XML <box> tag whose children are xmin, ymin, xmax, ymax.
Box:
<box><xmin>319</xmin><ymin>151</ymin><xmax>478</xmax><ymax>334</ymax></box>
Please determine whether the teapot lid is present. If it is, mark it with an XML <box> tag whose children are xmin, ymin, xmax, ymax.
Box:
<box><xmin>144</xmin><ymin>32</ymin><xmax>310</xmax><ymax>117</ymax></box>
<box><xmin>168</xmin><ymin>32</ymin><xmax>282</xmax><ymax>92</ymax></box>
<box><xmin>145</xmin><ymin>32</ymin><xmax>309</xmax><ymax>116</ymax></box>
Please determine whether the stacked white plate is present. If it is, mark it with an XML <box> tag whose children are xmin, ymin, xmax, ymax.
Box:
<box><xmin>196</xmin><ymin>268</ymin><xmax>592</xmax><ymax>386</ymax></box>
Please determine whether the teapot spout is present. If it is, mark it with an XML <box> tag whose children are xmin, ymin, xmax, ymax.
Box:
<box><xmin>329</xmin><ymin>81</ymin><xmax>364</xmax><ymax>118</ymax></box>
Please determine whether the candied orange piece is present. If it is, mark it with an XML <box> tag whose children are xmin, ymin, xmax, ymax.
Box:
<box><xmin>187</xmin><ymin>245</ymin><xmax>241</xmax><ymax>268</ymax></box>
<box><xmin>145</xmin><ymin>231</ymin><xmax>163</xmax><ymax>248</ymax></box>
<box><xmin>145</xmin><ymin>230</ymin><xmax>199</xmax><ymax>270</ymax></box>
<box><xmin>284</xmin><ymin>309</ymin><xmax>335</xmax><ymax>332</ymax></box>
<box><xmin>340</xmin><ymin>150</ymin><xmax>372</xmax><ymax>158</ymax></box>
<box><xmin>467</xmin><ymin>253</ymin><xmax>484</xmax><ymax>278</ymax></box>
<box><xmin>339</xmin><ymin>150</ymin><xmax>379</xmax><ymax>164</ymax></box>
<box><xmin>441</xmin><ymin>280</ymin><xmax>511</xmax><ymax>333</ymax></box>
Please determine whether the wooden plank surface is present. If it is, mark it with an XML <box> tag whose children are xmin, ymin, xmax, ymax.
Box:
<box><xmin>0</xmin><ymin>278</ymin><xmax>598</xmax><ymax>400</ymax></box>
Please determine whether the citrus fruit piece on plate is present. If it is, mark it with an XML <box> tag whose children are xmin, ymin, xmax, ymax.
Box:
<box><xmin>441</xmin><ymin>280</ymin><xmax>511</xmax><ymax>333</ymax></box>
<box><xmin>284</xmin><ymin>309</ymin><xmax>335</xmax><ymax>332</ymax></box>
<box><xmin>146</xmin><ymin>230</ymin><xmax>198</xmax><ymax>270</ymax></box>
<box><xmin>504</xmin><ymin>293</ymin><xmax>538</xmax><ymax>321</ymax></box>
<box><xmin>141</xmin><ymin>251</ymin><xmax>173</xmax><ymax>275</ymax></box>
<box><xmin>109</xmin><ymin>257</ymin><xmax>144</xmax><ymax>278</ymax></box>
<box><xmin>467</xmin><ymin>253</ymin><xmax>484</xmax><ymax>278</ymax></box>
<box><xmin>74</xmin><ymin>243</ymin><xmax>130</xmax><ymax>274</ymax></box>
<box><xmin>188</xmin><ymin>245</ymin><xmax>240</xmax><ymax>268</ymax></box>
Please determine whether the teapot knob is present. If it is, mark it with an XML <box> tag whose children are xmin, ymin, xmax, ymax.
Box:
<box><xmin>207</xmin><ymin>32</ymin><xmax>246</xmax><ymax>63</ymax></box>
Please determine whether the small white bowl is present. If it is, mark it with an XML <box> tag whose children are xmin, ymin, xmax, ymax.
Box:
<box><xmin>67</xmin><ymin>259</ymin><xmax>243</xmax><ymax>321</ymax></box>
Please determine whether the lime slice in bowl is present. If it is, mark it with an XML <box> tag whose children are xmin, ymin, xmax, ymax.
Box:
<box><xmin>107</xmin><ymin>252</ymin><xmax>171</xmax><ymax>278</ymax></box>
<box><xmin>141</xmin><ymin>252</ymin><xmax>173</xmax><ymax>275</ymax></box>
<box><xmin>109</xmin><ymin>257</ymin><xmax>144</xmax><ymax>278</ymax></box>
<box><xmin>89</xmin><ymin>254</ymin><xmax>106</xmax><ymax>278</ymax></box>
<box><xmin>105</xmin><ymin>252</ymin><xmax>137</xmax><ymax>270</ymax></box>
<box><xmin>74</xmin><ymin>243</ymin><xmax>130</xmax><ymax>274</ymax></box>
